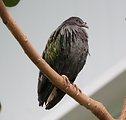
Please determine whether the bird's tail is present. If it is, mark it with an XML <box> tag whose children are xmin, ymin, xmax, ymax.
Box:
<box><xmin>45</xmin><ymin>87</ymin><xmax>65</xmax><ymax>110</ymax></box>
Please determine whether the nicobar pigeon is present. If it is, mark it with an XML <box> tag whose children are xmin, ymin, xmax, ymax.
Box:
<box><xmin>38</xmin><ymin>17</ymin><xmax>89</xmax><ymax>110</ymax></box>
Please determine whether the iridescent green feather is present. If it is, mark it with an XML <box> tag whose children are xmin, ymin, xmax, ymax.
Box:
<box><xmin>44</xmin><ymin>33</ymin><xmax>62</xmax><ymax>65</ymax></box>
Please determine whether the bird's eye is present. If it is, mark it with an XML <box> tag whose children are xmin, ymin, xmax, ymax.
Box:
<box><xmin>76</xmin><ymin>19</ymin><xmax>82</xmax><ymax>24</ymax></box>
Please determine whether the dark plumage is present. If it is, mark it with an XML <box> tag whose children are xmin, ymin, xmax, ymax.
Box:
<box><xmin>38</xmin><ymin>17</ymin><xmax>89</xmax><ymax>110</ymax></box>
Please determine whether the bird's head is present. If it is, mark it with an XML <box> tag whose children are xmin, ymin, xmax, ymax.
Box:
<box><xmin>63</xmin><ymin>17</ymin><xmax>89</xmax><ymax>28</ymax></box>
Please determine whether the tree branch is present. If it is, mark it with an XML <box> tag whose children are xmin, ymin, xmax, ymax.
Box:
<box><xmin>0</xmin><ymin>0</ymin><xmax>115</xmax><ymax>119</ymax></box>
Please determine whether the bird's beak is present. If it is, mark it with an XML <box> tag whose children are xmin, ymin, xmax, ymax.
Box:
<box><xmin>82</xmin><ymin>22</ymin><xmax>89</xmax><ymax>29</ymax></box>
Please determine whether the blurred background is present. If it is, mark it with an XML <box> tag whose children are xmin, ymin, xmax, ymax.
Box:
<box><xmin>0</xmin><ymin>0</ymin><xmax>126</xmax><ymax>119</ymax></box>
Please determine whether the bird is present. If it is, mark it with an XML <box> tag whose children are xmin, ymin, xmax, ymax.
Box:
<box><xmin>38</xmin><ymin>16</ymin><xmax>89</xmax><ymax>110</ymax></box>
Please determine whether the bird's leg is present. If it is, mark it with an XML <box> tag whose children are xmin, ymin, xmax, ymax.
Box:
<box><xmin>61</xmin><ymin>75</ymin><xmax>70</xmax><ymax>90</ymax></box>
<box><xmin>72</xmin><ymin>83</ymin><xmax>82</xmax><ymax>96</ymax></box>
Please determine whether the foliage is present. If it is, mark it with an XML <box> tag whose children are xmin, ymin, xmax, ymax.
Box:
<box><xmin>0</xmin><ymin>102</ymin><xmax>1</xmax><ymax>112</ymax></box>
<box><xmin>3</xmin><ymin>0</ymin><xmax>20</xmax><ymax>7</ymax></box>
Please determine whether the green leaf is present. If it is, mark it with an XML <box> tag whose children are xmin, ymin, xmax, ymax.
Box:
<box><xmin>3</xmin><ymin>0</ymin><xmax>20</xmax><ymax>7</ymax></box>
<box><xmin>0</xmin><ymin>102</ymin><xmax>1</xmax><ymax>112</ymax></box>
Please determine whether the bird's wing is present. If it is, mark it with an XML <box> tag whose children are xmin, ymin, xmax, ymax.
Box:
<box><xmin>38</xmin><ymin>28</ymin><xmax>65</xmax><ymax>108</ymax></box>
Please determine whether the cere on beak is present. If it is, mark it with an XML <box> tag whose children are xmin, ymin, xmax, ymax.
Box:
<box><xmin>82</xmin><ymin>22</ymin><xmax>89</xmax><ymax>28</ymax></box>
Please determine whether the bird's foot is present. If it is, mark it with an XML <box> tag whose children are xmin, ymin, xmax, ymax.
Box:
<box><xmin>72</xmin><ymin>83</ymin><xmax>82</xmax><ymax>96</ymax></box>
<box><xmin>61</xmin><ymin>75</ymin><xmax>70</xmax><ymax>90</ymax></box>
<box><xmin>61</xmin><ymin>75</ymin><xmax>81</xmax><ymax>96</ymax></box>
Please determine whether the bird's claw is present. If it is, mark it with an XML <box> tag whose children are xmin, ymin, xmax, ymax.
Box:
<box><xmin>61</xmin><ymin>75</ymin><xmax>70</xmax><ymax>90</ymax></box>
<box><xmin>61</xmin><ymin>75</ymin><xmax>81</xmax><ymax>96</ymax></box>
<box><xmin>72</xmin><ymin>83</ymin><xmax>82</xmax><ymax>96</ymax></box>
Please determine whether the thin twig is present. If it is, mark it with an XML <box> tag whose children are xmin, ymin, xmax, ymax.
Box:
<box><xmin>0</xmin><ymin>0</ymin><xmax>114</xmax><ymax>119</ymax></box>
